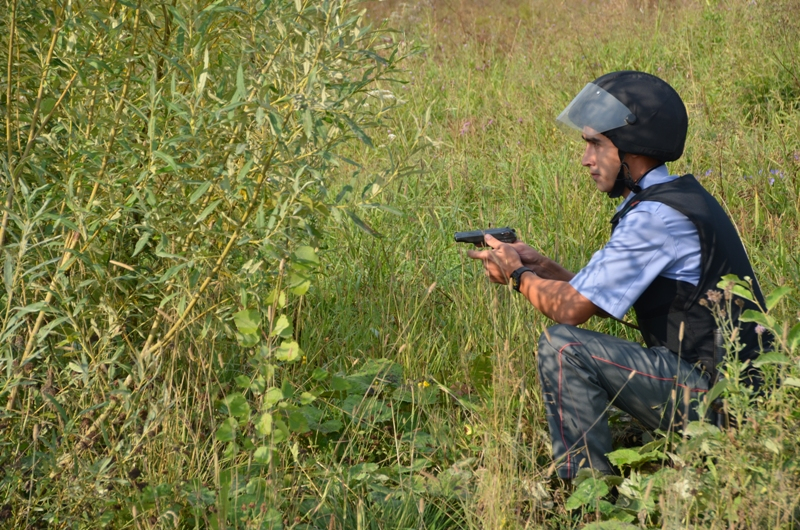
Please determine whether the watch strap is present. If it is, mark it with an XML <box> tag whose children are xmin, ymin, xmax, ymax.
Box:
<box><xmin>510</xmin><ymin>267</ymin><xmax>534</xmax><ymax>292</ymax></box>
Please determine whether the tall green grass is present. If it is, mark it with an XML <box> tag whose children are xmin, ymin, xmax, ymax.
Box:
<box><xmin>310</xmin><ymin>0</ymin><xmax>800</xmax><ymax>527</ymax></box>
<box><xmin>2</xmin><ymin>0</ymin><xmax>800</xmax><ymax>528</ymax></box>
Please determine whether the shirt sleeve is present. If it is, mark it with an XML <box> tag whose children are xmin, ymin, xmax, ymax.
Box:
<box><xmin>569</xmin><ymin>208</ymin><xmax>677</xmax><ymax>319</ymax></box>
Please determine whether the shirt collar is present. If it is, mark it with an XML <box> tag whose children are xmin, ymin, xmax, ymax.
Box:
<box><xmin>615</xmin><ymin>164</ymin><xmax>674</xmax><ymax>212</ymax></box>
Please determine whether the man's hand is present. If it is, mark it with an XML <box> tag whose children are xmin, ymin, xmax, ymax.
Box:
<box><xmin>466</xmin><ymin>233</ymin><xmax>524</xmax><ymax>284</ymax></box>
<box><xmin>509</xmin><ymin>241</ymin><xmax>546</xmax><ymax>270</ymax></box>
<box><xmin>467</xmin><ymin>233</ymin><xmax>598</xmax><ymax>324</ymax></box>
<box><xmin>509</xmin><ymin>241</ymin><xmax>575</xmax><ymax>282</ymax></box>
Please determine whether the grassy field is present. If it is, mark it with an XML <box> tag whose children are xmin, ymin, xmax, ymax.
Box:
<box><xmin>2</xmin><ymin>0</ymin><xmax>800</xmax><ymax>528</ymax></box>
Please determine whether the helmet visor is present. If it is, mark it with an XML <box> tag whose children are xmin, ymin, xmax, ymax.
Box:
<box><xmin>556</xmin><ymin>83</ymin><xmax>636</xmax><ymax>134</ymax></box>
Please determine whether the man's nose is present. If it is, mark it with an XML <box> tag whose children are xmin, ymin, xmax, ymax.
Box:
<box><xmin>581</xmin><ymin>145</ymin><xmax>592</xmax><ymax>167</ymax></box>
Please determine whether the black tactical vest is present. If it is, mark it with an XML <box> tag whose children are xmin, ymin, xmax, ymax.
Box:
<box><xmin>610</xmin><ymin>174</ymin><xmax>766</xmax><ymax>368</ymax></box>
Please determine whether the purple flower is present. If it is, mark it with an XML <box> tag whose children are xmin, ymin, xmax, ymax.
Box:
<box><xmin>459</xmin><ymin>121</ymin><xmax>471</xmax><ymax>135</ymax></box>
<box><xmin>704</xmin><ymin>169</ymin><xmax>712</xmax><ymax>177</ymax></box>
<box><xmin>755</xmin><ymin>324</ymin><xmax>766</xmax><ymax>335</ymax></box>
<box><xmin>769</xmin><ymin>169</ymin><xmax>785</xmax><ymax>179</ymax></box>
<box><xmin>769</xmin><ymin>177</ymin><xmax>775</xmax><ymax>185</ymax></box>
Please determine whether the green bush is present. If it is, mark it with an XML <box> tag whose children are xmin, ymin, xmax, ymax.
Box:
<box><xmin>0</xmin><ymin>0</ymin><xmax>425</xmax><ymax>526</ymax></box>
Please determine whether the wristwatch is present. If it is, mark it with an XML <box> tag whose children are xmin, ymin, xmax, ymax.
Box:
<box><xmin>510</xmin><ymin>267</ymin><xmax>534</xmax><ymax>292</ymax></box>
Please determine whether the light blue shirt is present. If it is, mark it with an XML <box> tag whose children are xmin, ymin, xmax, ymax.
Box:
<box><xmin>569</xmin><ymin>165</ymin><xmax>702</xmax><ymax>320</ymax></box>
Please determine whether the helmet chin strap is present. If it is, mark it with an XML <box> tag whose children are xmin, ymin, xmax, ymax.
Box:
<box><xmin>607</xmin><ymin>151</ymin><xmax>642</xmax><ymax>199</ymax></box>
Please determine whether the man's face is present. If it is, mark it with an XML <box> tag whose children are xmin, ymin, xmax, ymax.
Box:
<box><xmin>581</xmin><ymin>128</ymin><xmax>620</xmax><ymax>193</ymax></box>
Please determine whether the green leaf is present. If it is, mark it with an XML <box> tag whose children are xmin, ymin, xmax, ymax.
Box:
<box><xmin>231</xmin><ymin>63</ymin><xmax>245</xmax><ymax>103</ymax></box>
<box><xmin>267</xmin><ymin>108</ymin><xmax>283</xmax><ymax>136</ymax></box>
<box><xmin>469</xmin><ymin>353</ymin><xmax>493</xmax><ymax>391</ymax></box>
<box><xmin>270</xmin><ymin>314</ymin><xmax>293</xmax><ymax>338</ymax></box>
<box><xmin>299</xmin><ymin>392</ymin><xmax>316</xmax><ymax>405</ymax></box>
<box><xmin>195</xmin><ymin>199</ymin><xmax>222</xmax><ymax>224</ymax></box>
<box><xmin>236</xmin><ymin>158</ymin><xmax>255</xmax><ymax>183</ymax></box>
<box><xmin>236</xmin><ymin>332</ymin><xmax>260</xmax><ymax>348</ymax></box>
<box><xmin>275</xmin><ymin>340</ymin><xmax>302</xmax><ymax>362</ymax></box>
<box><xmin>738</xmin><ymin>309</ymin><xmax>774</xmax><ymax>330</ymax></box>
<box><xmin>281</xmin><ymin>379</ymin><xmax>295</xmax><ymax>399</ymax></box>
<box><xmin>152</xmin><ymin>150</ymin><xmax>179</xmax><ymax>172</ymax></box>
<box><xmin>331</xmin><ymin>376</ymin><xmax>352</xmax><ymax>392</ymax></box>
<box><xmin>765</xmin><ymin>286</ymin><xmax>792</xmax><ymax>312</ymax></box>
<box><xmin>3</xmin><ymin>252</ymin><xmax>12</xmax><ymax>293</ymax></box>
<box><xmin>564</xmin><ymin>477</ymin><xmax>609</xmax><ymax>510</ymax></box>
<box><xmin>215</xmin><ymin>418</ymin><xmax>237</xmax><ymax>442</ymax></box>
<box><xmin>255</xmin><ymin>412</ymin><xmax>273</xmax><ymax>436</ymax></box>
<box><xmin>40</xmin><ymin>97</ymin><xmax>57</xmax><ymax>115</ymax></box>
<box><xmin>132</xmin><ymin>231</ymin><xmax>151</xmax><ymax>257</ymax></box>
<box><xmin>264</xmin><ymin>388</ymin><xmax>283</xmax><ymax>408</ymax></box>
<box><xmin>253</xmin><ymin>446</ymin><xmax>271</xmax><ymax>464</ymax></box>
<box><xmin>346</xmin><ymin>209</ymin><xmax>382</xmax><ymax>237</ymax></box>
<box><xmin>718</xmin><ymin>274</ymin><xmax>750</xmax><ymax>288</ymax></box>
<box><xmin>606</xmin><ymin>449</ymin><xmax>643</xmax><ymax>469</ymax></box>
<box><xmin>753</xmin><ymin>352</ymin><xmax>790</xmax><ymax>367</ymax></box>
<box><xmin>250</xmin><ymin>375</ymin><xmax>266</xmax><ymax>394</ymax></box>
<box><xmin>311</xmin><ymin>368</ymin><xmax>329</xmax><ymax>381</ymax></box>
<box><xmin>223</xmin><ymin>393</ymin><xmax>250</xmax><ymax>420</ymax></box>
<box><xmin>607</xmin><ymin>448</ymin><xmax>664</xmax><ymax>470</ymax></box>
<box><xmin>782</xmin><ymin>377</ymin><xmax>800</xmax><ymax>388</ymax></box>
<box><xmin>293</xmin><ymin>245</ymin><xmax>319</xmax><ymax>265</ymax></box>
<box><xmin>289</xmin><ymin>272</ymin><xmax>311</xmax><ymax>296</ymax></box>
<box><xmin>303</xmin><ymin>109</ymin><xmax>314</xmax><ymax>140</ymax></box>
<box><xmin>189</xmin><ymin>181</ymin><xmax>212</xmax><ymax>204</ymax></box>
<box><xmin>583</xmin><ymin>522</ymin><xmax>639</xmax><ymax>530</ymax></box>
<box><xmin>272</xmin><ymin>419</ymin><xmax>289</xmax><ymax>444</ymax></box>
<box><xmin>233</xmin><ymin>309</ymin><xmax>260</xmax><ymax>335</ymax></box>
<box><xmin>341</xmin><ymin>115</ymin><xmax>374</xmax><ymax>147</ymax></box>
<box><xmin>731</xmin><ymin>284</ymin><xmax>755</xmax><ymax>303</ymax></box>
<box><xmin>788</xmin><ymin>322</ymin><xmax>800</xmax><ymax>351</ymax></box>
<box><xmin>705</xmin><ymin>379</ymin><xmax>728</xmax><ymax>405</ymax></box>
<box><xmin>288</xmin><ymin>411</ymin><xmax>309</xmax><ymax>433</ymax></box>
<box><xmin>318</xmin><ymin>419</ymin><xmax>344</xmax><ymax>434</ymax></box>
<box><xmin>717</xmin><ymin>275</ymin><xmax>755</xmax><ymax>302</ymax></box>
<box><xmin>234</xmin><ymin>375</ymin><xmax>251</xmax><ymax>389</ymax></box>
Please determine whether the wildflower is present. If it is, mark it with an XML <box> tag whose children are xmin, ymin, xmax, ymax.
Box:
<box><xmin>704</xmin><ymin>169</ymin><xmax>712</xmax><ymax>177</ymax></box>
<box><xmin>387</xmin><ymin>133</ymin><xmax>396</xmax><ymax>141</ymax></box>
<box><xmin>755</xmin><ymin>324</ymin><xmax>766</xmax><ymax>335</ymax></box>
<box><xmin>769</xmin><ymin>177</ymin><xmax>775</xmax><ymax>186</ymax></box>
<box><xmin>706</xmin><ymin>289</ymin><xmax>723</xmax><ymax>304</ymax></box>
<box><xmin>459</xmin><ymin>121</ymin><xmax>472</xmax><ymax>135</ymax></box>
<box><xmin>724</xmin><ymin>282</ymin><xmax>733</xmax><ymax>301</ymax></box>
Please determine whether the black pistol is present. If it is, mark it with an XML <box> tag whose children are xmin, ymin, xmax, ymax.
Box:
<box><xmin>454</xmin><ymin>227</ymin><xmax>517</xmax><ymax>247</ymax></box>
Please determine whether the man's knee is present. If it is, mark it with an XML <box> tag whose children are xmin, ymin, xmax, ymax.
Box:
<box><xmin>538</xmin><ymin>324</ymin><xmax>578</xmax><ymax>374</ymax></box>
<box><xmin>538</xmin><ymin>324</ymin><xmax>581</xmax><ymax>354</ymax></box>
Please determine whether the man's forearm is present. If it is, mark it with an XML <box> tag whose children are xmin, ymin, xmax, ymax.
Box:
<box><xmin>523</xmin><ymin>256</ymin><xmax>575</xmax><ymax>282</ymax></box>
<box><xmin>517</xmin><ymin>272</ymin><xmax>596</xmax><ymax>325</ymax></box>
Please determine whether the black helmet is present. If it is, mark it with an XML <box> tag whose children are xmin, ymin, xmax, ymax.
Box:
<box><xmin>558</xmin><ymin>71</ymin><xmax>688</xmax><ymax>162</ymax></box>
